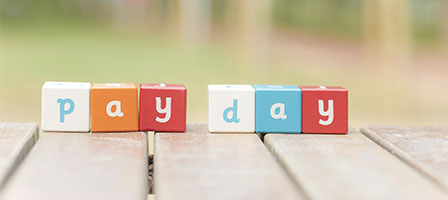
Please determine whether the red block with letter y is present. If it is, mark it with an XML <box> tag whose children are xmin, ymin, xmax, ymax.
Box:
<box><xmin>139</xmin><ymin>83</ymin><xmax>187</xmax><ymax>132</ymax></box>
<box><xmin>299</xmin><ymin>86</ymin><xmax>348</xmax><ymax>134</ymax></box>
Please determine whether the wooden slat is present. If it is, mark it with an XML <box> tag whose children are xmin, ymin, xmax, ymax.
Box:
<box><xmin>361</xmin><ymin>126</ymin><xmax>448</xmax><ymax>191</ymax></box>
<box><xmin>154</xmin><ymin>125</ymin><xmax>304</xmax><ymax>200</ymax></box>
<box><xmin>0</xmin><ymin>132</ymin><xmax>148</xmax><ymax>200</ymax></box>
<box><xmin>0</xmin><ymin>123</ymin><xmax>39</xmax><ymax>190</ymax></box>
<box><xmin>147</xmin><ymin>131</ymin><xmax>155</xmax><ymax>156</ymax></box>
<box><xmin>265</xmin><ymin>128</ymin><xmax>448</xmax><ymax>200</ymax></box>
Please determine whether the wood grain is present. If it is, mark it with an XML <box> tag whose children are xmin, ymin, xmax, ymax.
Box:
<box><xmin>0</xmin><ymin>132</ymin><xmax>148</xmax><ymax>200</ymax></box>
<box><xmin>0</xmin><ymin>123</ymin><xmax>39</xmax><ymax>190</ymax></box>
<box><xmin>361</xmin><ymin>126</ymin><xmax>448</xmax><ymax>191</ymax></box>
<box><xmin>154</xmin><ymin>125</ymin><xmax>303</xmax><ymax>200</ymax></box>
<box><xmin>265</xmin><ymin>128</ymin><xmax>448</xmax><ymax>200</ymax></box>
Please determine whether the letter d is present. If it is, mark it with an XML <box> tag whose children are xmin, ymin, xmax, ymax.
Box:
<box><xmin>223</xmin><ymin>99</ymin><xmax>240</xmax><ymax>123</ymax></box>
<box><xmin>57</xmin><ymin>98</ymin><xmax>75</xmax><ymax>123</ymax></box>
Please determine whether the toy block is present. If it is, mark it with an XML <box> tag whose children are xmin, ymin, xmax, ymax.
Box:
<box><xmin>208</xmin><ymin>85</ymin><xmax>255</xmax><ymax>133</ymax></box>
<box><xmin>90</xmin><ymin>83</ymin><xmax>138</xmax><ymax>132</ymax></box>
<box><xmin>299</xmin><ymin>86</ymin><xmax>348</xmax><ymax>134</ymax></box>
<box><xmin>254</xmin><ymin>85</ymin><xmax>301</xmax><ymax>133</ymax></box>
<box><xmin>139</xmin><ymin>83</ymin><xmax>187</xmax><ymax>132</ymax></box>
<box><xmin>41</xmin><ymin>82</ymin><xmax>91</xmax><ymax>132</ymax></box>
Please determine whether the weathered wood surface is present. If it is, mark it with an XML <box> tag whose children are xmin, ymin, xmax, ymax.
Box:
<box><xmin>154</xmin><ymin>125</ymin><xmax>303</xmax><ymax>200</ymax></box>
<box><xmin>0</xmin><ymin>123</ymin><xmax>39</xmax><ymax>190</ymax></box>
<box><xmin>361</xmin><ymin>126</ymin><xmax>448</xmax><ymax>191</ymax></box>
<box><xmin>265</xmin><ymin>128</ymin><xmax>448</xmax><ymax>200</ymax></box>
<box><xmin>183</xmin><ymin>123</ymin><xmax>210</xmax><ymax>134</ymax></box>
<box><xmin>0</xmin><ymin>132</ymin><xmax>148</xmax><ymax>200</ymax></box>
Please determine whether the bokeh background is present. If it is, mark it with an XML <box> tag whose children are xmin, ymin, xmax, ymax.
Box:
<box><xmin>1</xmin><ymin>0</ymin><xmax>447</xmax><ymax>127</ymax></box>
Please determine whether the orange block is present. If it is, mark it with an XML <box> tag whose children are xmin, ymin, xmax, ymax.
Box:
<box><xmin>90</xmin><ymin>83</ymin><xmax>138</xmax><ymax>132</ymax></box>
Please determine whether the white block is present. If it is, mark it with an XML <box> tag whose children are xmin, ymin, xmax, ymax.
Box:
<box><xmin>208</xmin><ymin>85</ymin><xmax>255</xmax><ymax>132</ymax></box>
<box><xmin>41</xmin><ymin>81</ymin><xmax>91</xmax><ymax>132</ymax></box>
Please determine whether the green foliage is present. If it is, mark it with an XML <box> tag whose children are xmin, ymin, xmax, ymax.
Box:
<box><xmin>410</xmin><ymin>0</ymin><xmax>444</xmax><ymax>45</ymax></box>
<box><xmin>272</xmin><ymin>0</ymin><xmax>363</xmax><ymax>39</ymax></box>
<box><xmin>1</xmin><ymin>0</ymin><xmax>445</xmax><ymax>45</ymax></box>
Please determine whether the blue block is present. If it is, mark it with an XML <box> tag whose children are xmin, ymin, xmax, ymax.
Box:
<box><xmin>254</xmin><ymin>85</ymin><xmax>301</xmax><ymax>133</ymax></box>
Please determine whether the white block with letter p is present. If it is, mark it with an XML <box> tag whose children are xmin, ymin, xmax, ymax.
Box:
<box><xmin>208</xmin><ymin>84</ymin><xmax>255</xmax><ymax>133</ymax></box>
<box><xmin>41</xmin><ymin>81</ymin><xmax>91</xmax><ymax>132</ymax></box>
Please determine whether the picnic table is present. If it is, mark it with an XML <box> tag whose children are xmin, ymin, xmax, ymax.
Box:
<box><xmin>0</xmin><ymin>123</ymin><xmax>447</xmax><ymax>200</ymax></box>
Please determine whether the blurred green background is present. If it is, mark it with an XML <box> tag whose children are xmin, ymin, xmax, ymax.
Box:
<box><xmin>1</xmin><ymin>0</ymin><xmax>447</xmax><ymax>127</ymax></box>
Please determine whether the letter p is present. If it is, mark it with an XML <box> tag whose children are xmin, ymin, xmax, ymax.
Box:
<box><xmin>57</xmin><ymin>98</ymin><xmax>75</xmax><ymax>123</ymax></box>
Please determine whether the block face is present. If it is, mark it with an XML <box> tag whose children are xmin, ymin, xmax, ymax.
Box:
<box><xmin>299</xmin><ymin>86</ymin><xmax>348</xmax><ymax>134</ymax></box>
<box><xmin>41</xmin><ymin>82</ymin><xmax>91</xmax><ymax>132</ymax></box>
<box><xmin>254</xmin><ymin>85</ymin><xmax>301</xmax><ymax>133</ymax></box>
<box><xmin>90</xmin><ymin>83</ymin><xmax>138</xmax><ymax>132</ymax></box>
<box><xmin>139</xmin><ymin>83</ymin><xmax>187</xmax><ymax>132</ymax></box>
<box><xmin>208</xmin><ymin>85</ymin><xmax>255</xmax><ymax>132</ymax></box>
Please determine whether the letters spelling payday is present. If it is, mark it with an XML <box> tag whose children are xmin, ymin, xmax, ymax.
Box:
<box><xmin>43</xmin><ymin>82</ymin><xmax>346</xmax><ymax>134</ymax></box>
<box><xmin>208</xmin><ymin>85</ymin><xmax>348</xmax><ymax>134</ymax></box>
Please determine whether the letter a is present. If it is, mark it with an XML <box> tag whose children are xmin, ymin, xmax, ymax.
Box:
<box><xmin>318</xmin><ymin>100</ymin><xmax>334</xmax><ymax>125</ymax></box>
<box><xmin>270</xmin><ymin>103</ymin><xmax>287</xmax><ymax>120</ymax></box>
<box><xmin>107</xmin><ymin>100</ymin><xmax>124</xmax><ymax>117</ymax></box>
<box><xmin>223</xmin><ymin>99</ymin><xmax>240</xmax><ymax>123</ymax></box>
<box><xmin>156</xmin><ymin>97</ymin><xmax>172</xmax><ymax>123</ymax></box>
<box><xmin>57</xmin><ymin>98</ymin><xmax>75</xmax><ymax>123</ymax></box>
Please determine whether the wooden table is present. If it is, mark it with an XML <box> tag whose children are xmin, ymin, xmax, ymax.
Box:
<box><xmin>0</xmin><ymin>128</ymin><xmax>148</xmax><ymax>200</ymax></box>
<box><xmin>361</xmin><ymin>126</ymin><xmax>448</xmax><ymax>191</ymax></box>
<box><xmin>265</xmin><ymin>127</ymin><xmax>448</xmax><ymax>200</ymax></box>
<box><xmin>0</xmin><ymin>123</ymin><xmax>447</xmax><ymax>200</ymax></box>
<box><xmin>0</xmin><ymin>123</ymin><xmax>38</xmax><ymax>190</ymax></box>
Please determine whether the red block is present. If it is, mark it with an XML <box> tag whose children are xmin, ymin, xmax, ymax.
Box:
<box><xmin>139</xmin><ymin>83</ymin><xmax>187</xmax><ymax>132</ymax></box>
<box><xmin>299</xmin><ymin>86</ymin><xmax>348</xmax><ymax>134</ymax></box>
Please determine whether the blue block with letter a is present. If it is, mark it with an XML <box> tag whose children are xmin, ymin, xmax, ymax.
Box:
<box><xmin>254</xmin><ymin>85</ymin><xmax>301</xmax><ymax>133</ymax></box>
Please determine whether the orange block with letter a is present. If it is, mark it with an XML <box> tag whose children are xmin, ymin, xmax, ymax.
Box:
<box><xmin>90</xmin><ymin>83</ymin><xmax>139</xmax><ymax>132</ymax></box>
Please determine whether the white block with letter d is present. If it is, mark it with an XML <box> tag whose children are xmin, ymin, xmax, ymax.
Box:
<box><xmin>208</xmin><ymin>84</ymin><xmax>255</xmax><ymax>133</ymax></box>
<box><xmin>41</xmin><ymin>81</ymin><xmax>91</xmax><ymax>132</ymax></box>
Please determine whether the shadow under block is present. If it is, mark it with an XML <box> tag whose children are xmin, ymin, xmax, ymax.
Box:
<box><xmin>154</xmin><ymin>126</ymin><xmax>303</xmax><ymax>200</ymax></box>
<box><xmin>208</xmin><ymin>85</ymin><xmax>255</xmax><ymax>133</ymax></box>
<box><xmin>264</xmin><ymin>128</ymin><xmax>448</xmax><ymax>200</ymax></box>
<box><xmin>41</xmin><ymin>81</ymin><xmax>91</xmax><ymax>132</ymax></box>
<box><xmin>0</xmin><ymin>132</ymin><xmax>148</xmax><ymax>200</ymax></box>
<box><xmin>139</xmin><ymin>83</ymin><xmax>186</xmax><ymax>132</ymax></box>
<box><xmin>90</xmin><ymin>83</ymin><xmax>139</xmax><ymax>132</ymax></box>
<box><xmin>361</xmin><ymin>126</ymin><xmax>448</xmax><ymax>192</ymax></box>
<box><xmin>0</xmin><ymin>123</ymin><xmax>39</xmax><ymax>189</ymax></box>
